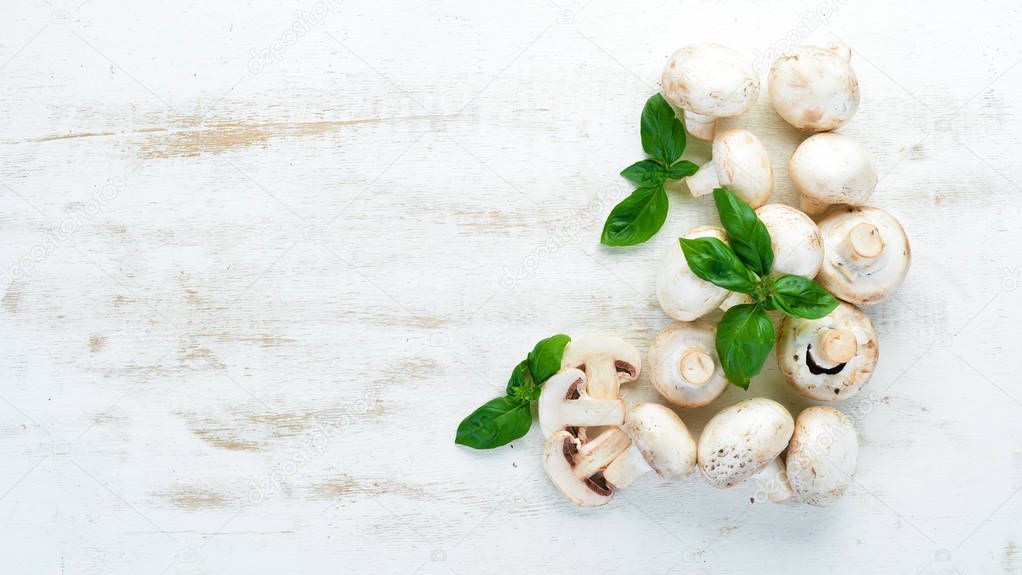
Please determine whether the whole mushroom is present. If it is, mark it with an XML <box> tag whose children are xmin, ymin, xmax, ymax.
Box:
<box><xmin>755</xmin><ymin>203</ymin><xmax>824</xmax><ymax>278</ymax></box>
<box><xmin>560</xmin><ymin>335</ymin><xmax>641</xmax><ymax>400</ymax></box>
<box><xmin>544</xmin><ymin>427</ymin><xmax>631</xmax><ymax>507</ymax></box>
<box><xmin>698</xmin><ymin>398</ymin><xmax>794</xmax><ymax>503</ymax></box>
<box><xmin>786</xmin><ymin>406</ymin><xmax>859</xmax><ymax>506</ymax></box>
<box><xmin>648</xmin><ymin>321</ymin><xmax>728</xmax><ymax>408</ymax></box>
<box><xmin>789</xmin><ymin>133</ymin><xmax>877</xmax><ymax>217</ymax></box>
<box><xmin>603</xmin><ymin>404</ymin><xmax>697</xmax><ymax>489</ymax></box>
<box><xmin>769</xmin><ymin>43</ymin><xmax>859</xmax><ymax>132</ymax></box>
<box><xmin>817</xmin><ymin>206</ymin><xmax>911</xmax><ymax>305</ymax></box>
<box><xmin>657</xmin><ymin>226</ymin><xmax>731</xmax><ymax>321</ymax></box>
<box><xmin>538</xmin><ymin>368</ymin><xmax>625</xmax><ymax>437</ymax></box>
<box><xmin>777</xmin><ymin>301</ymin><xmax>879</xmax><ymax>401</ymax></box>
<box><xmin>661</xmin><ymin>43</ymin><xmax>760</xmax><ymax>141</ymax></box>
<box><xmin>684</xmin><ymin>129</ymin><xmax>773</xmax><ymax>208</ymax></box>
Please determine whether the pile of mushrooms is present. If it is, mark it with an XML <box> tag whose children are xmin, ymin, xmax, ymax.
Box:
<box><xmin>539</xmin><ymin>41</ymin><xmax>911</xmax><ymax>508</ymax></box>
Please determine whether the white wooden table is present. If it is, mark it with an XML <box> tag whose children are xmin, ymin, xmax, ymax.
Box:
<box><xmin>2</xmin><ymin>1</ymin><xmax>1021</xmax><ymax>573</ymax></box>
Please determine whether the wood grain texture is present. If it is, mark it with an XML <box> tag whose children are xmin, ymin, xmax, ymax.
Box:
<box><xmin>2</xmin><ymin>0</ymin><xmax>1021</xmax><ymax>573</ymax></box>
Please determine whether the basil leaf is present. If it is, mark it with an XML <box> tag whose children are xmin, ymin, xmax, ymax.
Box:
<box><xmin>601</xmin><ymin>184</ymin><xmax>669</xmax><ymax>246</ymax></box>
<box><xmin>768</xmin><ymin>274</ymin><xmax>840</xmax><ymax>319</ymax></box>
<box><xmin>640</xmin><ymin>93</ymin><xmax>686</xmax><ymax>166</ymax></box>
<box><xmin>678</xmin><ymin>236</ymin><xmax>759</xmax><ymax>293</ymax></box>
<box><xmin>620</xmin><ymin>159</ymin><xmax>666</xmax><ymax>187</ymax></box>
<box><xmin>667</xmin><ymin>160</ymin><xmax>699</xmax><ymax>180</ymax></box>
<box><xmin>504</xmin><ymin>360</ymin><xmax>538</xmax><ymax>402</ymax></box>
<box><xmin>455</xmin><ymin>396</ymin><xmax>532</xmax><ymax>449</ymax></box>
<box><xmin>715</xmin><ymin>304</ymin><xmax>775</xmax><ymax>390</ymax></box>
<box><xmin>712</xmin><ymin>187</ymin><xmax>773</xmax><ymax>277</ymax></box>
<box><xmin>527</xmin><ymin>334</ymin><xmax>570</xmax><ymax>385</ymax></box>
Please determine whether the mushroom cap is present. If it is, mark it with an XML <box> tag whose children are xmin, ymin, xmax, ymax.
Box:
<box><xmin>621</xmin><ymin>404</ymin><xmax>696</xmax><ymax>480</ymax></box>
<box><xmin>712</xmin><ymin>129</ymin><xmax>773</xmax><ymax>208</ymax></box>
<box><xmin>786</xmin><ymin>406</ymin><xmax>859</xmax><ymax>506</ymax></box>
<box><xmin>537</xmin><ymin>368</ymin><xmax>625</xmax><ymax>437</ymax></box>
<box><xmin>817</xmin><ymin>206</ymin><xmax>911</xmax><ymax>305</ymax></box>
<box><xmin>789</xmin><ymin>133</ymin><xmax>877</xmax><ymax>213</ymax></box>
<box><xmin>776</xmin><ymin>301</ymin><xmax>879</xmax><ymax>401</ymax></box>
<box><xmin>661</xmin><ymin>43</ymin><xmax>760</xmax><ymax>118</ymax></box>
<box><xmin>544</xmin><ymin>429</ymin><xmax>619</xmax><ymax>507</ymax></box>
<box><xmin>560</xmin><ymin>335</ymin><xmax>641</xmax><ymax>384</ymax></box>
<box><xmin>768</xmin><ymin>45</ymin><xmax>859</xmax><ymax>132</ymax></box>
<box><xmin>648</xmin><ymin>321</ymin><xmax>728</xmax><ymax>407</ymax></box>
<box><xmin>697</xmin><ymin>398</ymin><xmax>794</xmax><ymax>489</ymax></box>
<box><xmin>656</xmin><ymin>226</ymin><xmax>731</xmax><ymax>321</ymax></box>
<box><xmin>755</xmin><ymin>204</ymin><xmax>823</xmax><ymax>278</ymax></box>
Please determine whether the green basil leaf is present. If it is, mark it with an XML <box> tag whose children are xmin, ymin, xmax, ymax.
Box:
<box><xmin>712</xmin><ymin>187</ymin><xmax>773</xmax><ymax>277</ymax></box>
<box><xmin>667</xmin><ymin>160</ymin><xmax>699</xmax><ymax>180</ymax></box>
<box><xmin>455</xmin><ymin>396</ymin><xmax>533</xmax><ymax>449</ymax></box>
<box><xmin>504</xmin><ymin>360</ymin><xmax>538</xmax><ymax>401</ymax></box>
<box><xmin>768</xmin><ymin>274</ymin><xmax>840</xmax><ymax>319</ymax></box>
<box><xmin>620</xmin><ymin>159</ymin><xmax>666</xmax><ymax>187</ymax></box>
<box><xmin>715</xmin><ymin>304</ymin><xmax>775</xmax><ymax>390</ymax></box>
<box><xmin>640</xmin><ymin>93</ymin><xmax>686</xmax><ymax>165</ymax></box>
<box><xmin>527</xmin><ymin>334</ymin><xmax>570</xmax><ymax>385</ymax></box>
<box><xmin>678</xmin><ymin>236</ymin><xmax>759</xmax><ymax>293</ymax></box>
<box><xmin>601</xmin><ymin>184</ymin><xmax>669</xmax><ymax>246</ymax></box>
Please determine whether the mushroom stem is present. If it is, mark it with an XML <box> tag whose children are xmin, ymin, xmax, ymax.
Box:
<box><xmin>846</xmin><ymin>222</ymin><xmax>885</xmax><ymax>259</ymax></box>
<box><xmin>603</xmin><ymin>443</ymin><xmax>653</xmax><ymax>489</ymax></box>
<box><xmin>751</xmin><ymin>457</ymin><xmax>793</xmax><ymax>503</ymax></box>
<box><xmin>680</xmin><ymin>349</ymin><xmax>715</xmax><ymax>386</ymax></box>
<box><xmin>572</xmin><ymin>428</ymin><xmax>631</xmax><ymax>480</ymax></box>
<box><xmin>684</xmin><ymin>160</ymin><xmax>719</xmax><ymax>198</ymax></box>
<box><xmin>584</xmin><ymin>357</ymin><xmax>621</xmax><ymax>400</ymax></box>
<box><xmin>819</xmin><ymin>328</ymin><xmax>857</xmax><ymax>364</ymax></box>
<box><xmin>683</xmin><ymin>110</ymin><xmax>716</xmax><ymax>140</ymax></box>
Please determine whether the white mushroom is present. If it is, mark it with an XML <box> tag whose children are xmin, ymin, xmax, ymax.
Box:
<box><xmin>789</xmin><ymin>133</ymin><xmax>877</xmax><ymax>217</ymax></box>
<box><xmin>777</xmin><ymin>301</ymin><xmax>879</xmax><ymax>401</ymax></box>
<box><xmin>661</xmin><ymin>43</ymin><xmax>760</xmax><ymax>141</ymax></box>
<box><xmin>648</xmin><ymin>321</ymin><xmax>728</xmax><ymax>408</ymax></box>
<box><xmin>684</xmin><ymin>129</ymin><xmax>773</xmax><ymax>208</ymax></box>
<box><xmin>657</xmin><ymin>226</ymin><xmax>731</xmax><ymax>321</ymax></box>
<box><xmin>538</xmin><ymin>368</ymin><xmax>625</xmax><ymax>437</ymax></box>
<box><xmin>697</xmin><ymin>398</ymin><xmax>794</xmax><ymax>503</ymax></box>
<box><xmin>755</xmin><ymin>204</ymin><xmax>824</xmax><ymax>278</ymax></box>
<box><xmin>768</xmin><ymin>43</ymin><xmax>859</xmax><ymax>132</ymax></box>
<box><xmin>817</xmin><ymin>206</ymin><xmax>911</xmax><ymax>305</ymax></box>
<box><xmin>603</xmin><ymin>404</ymin><xmax>697</xmax><ymax>489</ymax></box>
<box><xmin>786</xmin><ymin>406</ymin><xmax>859</xmax><ymax>506</ymax></box>
<box><xmin>544</xmin><ymin>427</ymin><xmax>631</xmax><ymax>507</ymax></box>
<box><xmin>559</xmin><ymin>335</ymin><xmax>641</xmax><ymax>400</ymax></box>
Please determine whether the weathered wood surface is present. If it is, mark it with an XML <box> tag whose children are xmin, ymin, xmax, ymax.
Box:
<box><xmin>2</xmin><ymin>0</ymin><xmax>1021</xmax><ymax>573</ymax></box>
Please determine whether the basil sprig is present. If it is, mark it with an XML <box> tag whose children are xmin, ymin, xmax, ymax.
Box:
<box><xmin>679</xmin><ymin>188</ymin><xmax>840</xmax><ymax>389</ymax></box>
<box><xmin>601</xmin><ymin>94</ymin><xmax>698</xmax><ymax>246</ymax></box>
<box><xmin>456</xmin><ymin>334</ymin><xmax>570</xmax><ymax>449</ymax></box>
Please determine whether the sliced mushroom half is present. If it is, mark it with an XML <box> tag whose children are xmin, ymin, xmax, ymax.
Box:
<box><xmin>559</xmin><ymin>335</ymin><xmax>641</xmax><ymax>400</ymax></box>
<box><xmin>544</xmin><ymin>427</ymin><xmax>631</xmax><ymax>507</ymax></box>
<box><xmin>538</xmin><ymin>368</ymin><xmax>625</xmax><ymax>437</ymax></box>
<box><xmin>817</xmin><ymin>206</ymin><xmax>911</xmax><ymax>305</ymax></box>
<box><xmin>777</xmin><ymin>301</ymin><xmax>878</xmax><ymax>401</ymax></box>
<box><xmin>648</xmin><ymin>321</ymin><xmax>728</xmax><ymax>408</ymax></box>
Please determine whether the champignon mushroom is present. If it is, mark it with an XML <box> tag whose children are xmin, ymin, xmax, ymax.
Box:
<box><xmin>777</xmin><ymin>301</ymin><xmax>878</xmax><ymax>401</ymax></box>
<box><xmin>544</xmin><ymin>427</ymin><xmax>631</xmax><ymax>507</ymax></box>
<box><xmin>559</xmin><ymin>335</ymin><xmax>640</xmax><ymax>400</ymax></box>
<box><xmin>657</xmin><ymin>226</ymin><xmax>731</xmax><ymax>321</ymax></box>
<box><xmin>697</xmin><ymin>398</ymin><xmax>795</xmax><ymax>503</ymax></box>
<box><xmin>768</xmin><ymin>43</ymin><xmax>859</xmax><ymax>132</ymax></box>
<box><xmin>661</xmin><ymin>43</ymin><xmax>760</xmax><ymax>141</ymax></box>
<box><xmin>789</xmin><ymin>133</ymin><xmax>877</xmax><ymax>217</ymax></box>
<box><xmin>817</xmin><ymin>206</ymin><xmax>911</xmax><ymax>305</ymax></box>
<box><xmin>603</xmin><ymin>404</ymin><xmax>697</xmax><ymax>489</ymax></box>
<box><xmin>684</xmin><ymin>129</ymin><xmax>773</xmax><ymax>208</ymax></box>
<box><xmin>786</xmin><ymin>406</ymin><xmax>858</xmax><ymax>506</ymax></box>
<box><xmin>756</xmin><ymin>204</ymin><xmax>824</xmax><ymax>277</ymax></box>
<box><xmin>538</xmin><ymin>368</ymin><xmax>625</xmax><ymax>437</ymax></box>
<box><xmin>648</xmin><ymin>321</ymin><xmax>728</xmax><ymax>408</ymax></box>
